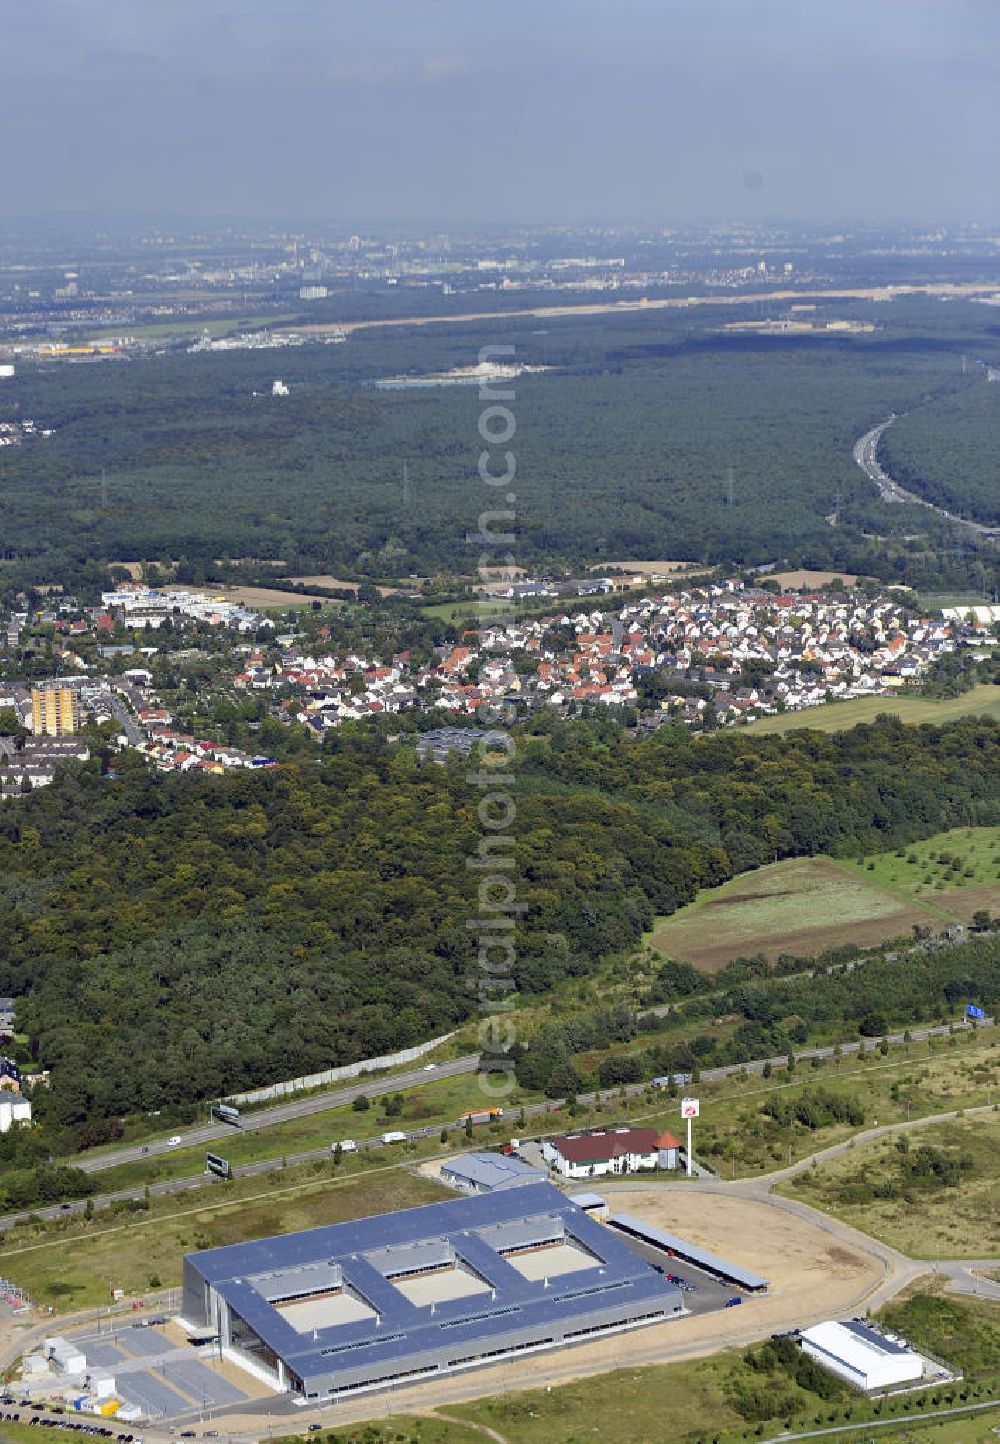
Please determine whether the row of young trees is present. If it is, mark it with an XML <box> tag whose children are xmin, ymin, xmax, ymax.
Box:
<box><xmin>510</xmin><ymin>931</ymin><xmax>1000</xmax><ymax>1097</ymax></box>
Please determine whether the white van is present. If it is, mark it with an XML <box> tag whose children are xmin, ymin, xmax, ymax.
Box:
<box><xmin>381</xmin><ymin>1131</ymin><xmax>407</xmax><ymax>1145</ymax></box>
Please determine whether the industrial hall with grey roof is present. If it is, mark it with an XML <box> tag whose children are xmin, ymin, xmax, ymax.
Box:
<box><xmin>181</xmin><ymin>1182</ymin><xmax>682</xmax><ymax>1400</ymax></box>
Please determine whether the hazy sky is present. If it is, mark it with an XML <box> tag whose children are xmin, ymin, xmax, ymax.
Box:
<box><xmin>6</xmin><ymin>0</ymin><xmax>999</xmax><ymax>227</ymax></box>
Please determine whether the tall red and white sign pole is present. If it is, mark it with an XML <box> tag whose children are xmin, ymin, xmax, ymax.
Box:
<box><xmin>681</xmin><ymin>1097</ymin><xmax>699</xmax><ymax>1177</ymax></box>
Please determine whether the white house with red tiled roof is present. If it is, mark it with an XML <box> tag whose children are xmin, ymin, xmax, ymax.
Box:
<box><xmin>542</xmin><ymin>1127</ymin><xmax>681</xmax><ymax>1179</ymax></box>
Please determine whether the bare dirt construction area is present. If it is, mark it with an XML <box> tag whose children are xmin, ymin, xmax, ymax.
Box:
<box><xmin>587</xmin><ymin>559</ymin><xmax>699</xmax><ymax>576</ymax></box>
<box><xmin>171</xmin><ymin>582</ymin><xmax>330</xmax><ymax>609</ymax></box>
<box><xmin>284</xmin><ymin>574</ymin><xmax>402</xmax><ymax>596</ymax></box>
<box><xmin>595</xmin><ymin>1185</ymin><xmax>884</xmax><ymax>1347</ymax></box>
<box><xmin>769</xmin><ymin>568</ymin><xmax>866</xmax><ymax>589</ymax></box>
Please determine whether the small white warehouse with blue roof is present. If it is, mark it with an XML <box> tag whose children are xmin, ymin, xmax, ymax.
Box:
<box><xmin>800</xmin><ymin>1320</ymin><xmax>924</xmax><ymax>1392</ymax></box>
<box><xmin>181</xmin><ymin>1182</ymin><xmax>682</xmax><ymax>1401</ymax></box>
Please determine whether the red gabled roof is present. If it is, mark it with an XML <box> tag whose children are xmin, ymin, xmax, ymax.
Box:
<box><xmin>552</xmin><ymin>1127</ymin><xmax>660</xmax><ymax>1164</ymax></box>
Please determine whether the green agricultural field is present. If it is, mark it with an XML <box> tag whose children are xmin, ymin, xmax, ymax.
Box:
<box><xmin>646</xmin><ymin>855</ymin><xmax>943</xmax><ymax>970</ymax></box>
<box><xmin>845</xmin><ymin>826</ymin><xmax>1000</xmax><ymax>925</ymax></box>
<box><xmin>745</xmin><ymin>684</ymin><xmax>1000</xmax><ymax>736</ymax></box>
<box><xmin>0</xmin><ymin>1164</ymin><xmax>447</xmax><ymax>1311</ymax></box>
<box><xmin>780</xmin><ymin>1113</ymin><xmax>1000</xmax><ymax>1258</ymax></box>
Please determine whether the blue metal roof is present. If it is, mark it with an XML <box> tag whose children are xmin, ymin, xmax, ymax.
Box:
<box><xmin>187</xmin><ymin>1183</ymin><xmax>678</xmax><ymax>1388</ymax></box>
<box><xmin>441</xmin><ymin>1151</ymin><xmax>547</xmax><ymax>1190</ymax></box>
<box><xmin>840</xmin><ymin>1319</ymin><xmax>912</xmax><ymax>1356</ymax></box>
<box><xmin>608</xmin><ymin>1212</ymin><xmax>769</xmax><ymax>1291</ymax></box>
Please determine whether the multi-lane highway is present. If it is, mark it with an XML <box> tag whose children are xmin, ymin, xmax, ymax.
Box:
<box><xmin>71</xmin><ymin>1054</ymin><xmax>479</xmax><ymax>1174</ymax></box>
<box><xmin>2</xmin><ymin>1017</ymin><xmax>987</xmax><ymax>1235</ymax></box>
<box><xmin>854</xmin><ymin>415</ymin><xmax>1000</xmax><ymax>540</ymax></box>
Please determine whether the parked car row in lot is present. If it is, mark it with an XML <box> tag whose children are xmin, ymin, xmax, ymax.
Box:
<box><xmin>0</xmin><ymin>1406</ymin><xmax>137</xmax><ymax>1442</ymax></box>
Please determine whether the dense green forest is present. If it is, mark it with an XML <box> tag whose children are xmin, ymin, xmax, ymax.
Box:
<box><xmin>881</xmin><ymin>378</ymin><xmax>1000</xmax><ymax>527</ymax></box>
<box><xmin>1</xmin><ymin>297</ymin><xmax>997</xmax><ymax>591</ymax></box>
<box><xmin>1</xmin><ymin>713</ymin><xmax>998</xmax><ymax>1122</ymax></box>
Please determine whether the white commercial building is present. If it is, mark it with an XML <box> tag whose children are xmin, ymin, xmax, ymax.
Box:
<box><xmin>541</xmin><ymin>1127</ymin><xmax>680</xmax><ymax>1180</ymax></box>
<box><xmin>0</xmin><ymin>1097</ymin><xmax>31</xmax><ymax>1132</ymax></box>
<box><xmin>800</xmin><ymin>1320</ymin><xmax>924</xmax><ymax>1391</ymax></box>
<box><xmin>45</xmin><ymin>1337</ymin><xmax>87</xmax><ymax>1375</ymax></box>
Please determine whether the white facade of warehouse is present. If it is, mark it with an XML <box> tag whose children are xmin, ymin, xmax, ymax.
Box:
<box><xmin>800</xmin><ymin>1321</ymin><xmax>923</xmax><ymax>1391</ymax></box>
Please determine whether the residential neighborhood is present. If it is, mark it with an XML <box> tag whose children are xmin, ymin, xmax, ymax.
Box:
<box><xmin>267</xmin><ymin>579</ymin><xmax>965</xmax><ymax>733</ymax></box>
<box><xmin>0</xmin><ymin>573</ymin><xmax>991</xmax><ymax>795</ymax></box>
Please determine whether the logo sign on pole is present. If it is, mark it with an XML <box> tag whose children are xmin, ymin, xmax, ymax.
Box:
<box><xmin>205</xmin><ymin>1151</ymin><xmax>232</xmax><ymax>1180</ymax></box>
<box><xmin>680</xmin><ymin>1098</ymin><xmax>700</xmax><ymax>1118</ymax></box>
<box><xmin>966</xmin><ymin>1004</ymin><xmax>985</xmax><ymax>1020</ymax></box>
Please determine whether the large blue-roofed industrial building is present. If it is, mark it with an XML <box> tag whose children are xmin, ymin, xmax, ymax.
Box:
<box><xmin>181</xmin><ymin>1182</ymin><xmax>681</xmax><ymax>1400</ymax></box>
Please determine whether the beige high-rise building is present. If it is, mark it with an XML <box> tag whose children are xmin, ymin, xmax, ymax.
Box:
<box><xmin>31</xmin><ymin>686</ymin><xmax>80</xmax><ymax>737</ymax></box>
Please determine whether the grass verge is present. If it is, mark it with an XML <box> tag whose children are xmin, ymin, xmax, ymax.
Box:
<box><xmin>744</xmin><ymin>684</ymin><xmax>1000</xmax><ymax>736</ymax></box>
<box><xmin>779</xmin><ymin>1113</ymin><xmax>1000</xmax><ymax>1258</ymax></box>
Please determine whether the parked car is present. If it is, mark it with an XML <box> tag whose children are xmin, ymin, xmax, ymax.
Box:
<box><xmin>725</xmin><ymin>1295</ymin><xmax>743</xmax><ymax>1307</ymax></box>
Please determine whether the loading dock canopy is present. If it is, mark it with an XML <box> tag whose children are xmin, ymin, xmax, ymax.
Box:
<box><xmin>608</xmin><ymin>1213</ymin><xmax>769</xmax><ymax>1292</ymax></box>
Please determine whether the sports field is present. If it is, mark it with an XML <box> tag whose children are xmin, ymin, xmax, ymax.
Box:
<box><xmin>745</xmin><ymin>684</ymin><xmax>1000</xmax><ymax>736</ymax></box>
<box><xmin>646</xmin><ymin>855</ymin><xmax>941</xmax><ymax>969</ymax></box>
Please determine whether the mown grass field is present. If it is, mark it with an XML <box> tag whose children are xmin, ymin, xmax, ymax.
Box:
<box><xmin>0</xmin><ymin>1165</ymin><xmax>446</xmax><ymax>1311</ymax></box>
<box><xmin>745</xmin><ymin>684</ymin><xmax>1000</xmax><ymax>736</ymax></box>
<box><xmin>646</xmin><ymin>855</ymin><xmax>938</xmax><ymax>969</ymax></box>
<box><xmin>780</xmin><ymin>1113</ymin><xmax>1000</xmax><ymax>1259</ymax></box>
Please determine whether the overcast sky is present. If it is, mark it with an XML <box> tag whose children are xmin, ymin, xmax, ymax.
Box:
<box><xmin>6</xmin><ymin>0</ymin><xmax>998</xmax><ymax>228</ymax></box>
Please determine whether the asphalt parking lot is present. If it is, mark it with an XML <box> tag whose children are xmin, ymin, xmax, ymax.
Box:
<box><xmin>612</xmin><ymin>1230</ymin><xmax>748</xmax><ymax>1316</ymax></box>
